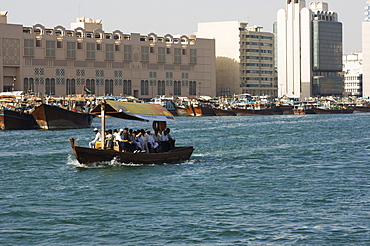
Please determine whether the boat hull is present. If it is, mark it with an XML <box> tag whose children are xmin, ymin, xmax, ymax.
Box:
<box><xmin>214</xmin><ymin>108</ymin><xmax>236</xmax><ymax>116</ymax></box>
<box><xmin>0</xmin><ymin>109</ymin><xmax>39</xmax><ymax>130</ymax></box>
<box><xmin>313</xmin><ymin>108</ymin><xmax>354</xmax><ymax>114</ymax></box>
<box><xmin>233</xmin><ymin>107</ymin><xmax>283</xmax><ymax>116</ymax></box>
<box><xmin>32</xmin><ymin>104</ymin><xmax>94</xmax><ymax>129</ymax></box>
<box><xmin>70</xmin><ymin>138</ymin><xmax>194</xmax><ymax>165</ymax></box>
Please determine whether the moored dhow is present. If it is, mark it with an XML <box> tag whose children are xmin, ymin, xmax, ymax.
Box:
<box><xmin>32</xmin><ymin>103</ymin><xmax>94</xmax><ymax>129</ymax></box>
<box><xmin>0</xmin><ymin>108</ymin><xmax>39</xmax><ymax>130</ymax></box>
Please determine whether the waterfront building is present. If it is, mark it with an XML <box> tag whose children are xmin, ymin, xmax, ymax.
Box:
<box><xmin>0</xmin><ymin>13</ymin><xmax>216</xmax><ymax>98</ymax></box>
<box><xmin>362</xmin><ymin>0</ymin><xmax>370</xmax><ymax>97</ymax></box>
<box><xmin>196</xmin><ymin>21</ymin><xmax>276</xmax><ymax>97</ymax></box>
<box><xmin>277</xmin><ymin>0</ymin><xmax>343</xmax><ymax>98</ymax></box>
<box><xmin>343</xmin><ymin>52</ymin><xmax>363</xmax><ymax>97</ymax></box>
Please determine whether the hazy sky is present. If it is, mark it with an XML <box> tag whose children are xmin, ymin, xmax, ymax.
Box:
<box><xmin>1</xmin><ymin>0</ymin><xmax>365</xmax><ymax>54</ymax></box>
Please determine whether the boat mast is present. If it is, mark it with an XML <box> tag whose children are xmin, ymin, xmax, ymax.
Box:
<box><xmin>101</xmin><ymin>100</ymin><xmax>106</xmax><ymax>150</ymax></box>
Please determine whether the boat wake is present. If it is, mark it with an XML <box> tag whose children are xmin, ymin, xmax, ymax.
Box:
<box><xmin>66</xmin><ymin>154</ymin><xmax>195</xmax><ymax>168</ymax></box>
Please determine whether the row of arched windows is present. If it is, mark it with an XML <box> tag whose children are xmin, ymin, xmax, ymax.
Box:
<box><xmin>24</xmin><ymin>78</ymin><xmax>132</xmax><ymax>96</ymax></box>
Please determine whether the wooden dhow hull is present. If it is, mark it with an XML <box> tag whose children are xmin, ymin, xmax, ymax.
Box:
<box><xmin>0</xmin><ymin>109</ymin><xmax>39</xmax><ymax>130</ymax></box>
<box><xmin>313</xmin><ymin>108</ymin><xmax>354</xmax><ymax>114</ymax></box>
<box><xmin>70</xmin><ymin>138</ymin><xmax>194</xmax><ymax>165</ymax></box>
<box><xmin>214</xmin><ymin>108</ymin><xmax>237</xmax><ymax>116</ymax></box>
<box><xmin>32</xmin><ymin>104</ymin><xmax>94</xmax><ymax>129</ymax></box>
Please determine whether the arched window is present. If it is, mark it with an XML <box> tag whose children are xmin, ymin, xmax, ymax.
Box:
<box><xmin>174</xmin><ymin>81</ymin><xmax>181</xmax><ymax>95</ymax></box>
<box><xmin>50</xmin><ymin>78</ymin><xmax>55</xmax><ymax>95</ymax></box>
<box><xmin>29</xmin><ymin>78</ymin><xmax>34</xmax><ymax>93</ymax></box>
<box><xmin>158</xmin><ymin>80</ymin><xmax>165</xmax><ymax>95</ymax></box>
<box><xmin>45</xmin><ymin>78</ymin><xmax>51</xmax><ymax>95</ymax></box>
<box><xmin>66</xmin><ymin>79</ymin><xmax>71</xmax><ymax>95</ymax></box>
<box><xmin>24</xmin><ymin>78</ymin><xmax>29</xmax><ymax>92</ymax></box>
<box><xmin>71</xmin><ymin>79</ymin><xmax>76</xmax><ymax>94</ymax></box>
<box><xmin>141</xmin><ymin>80</ymin><xmax>149</xmax><ymax>95</ymax></box>
<box><xmin>189</xmin><ymin>81</ymin><xmax>197</xmax><ymax>96</ymax></box>
<box><xmin>123</xmin><ymin>80</ymin><xmax>132</xmax><ymax>96</ymax></box>
<box><xmin>105</xmin><ymin>79</ymin><xmax>113</xmax><ymax>95</ymax></box>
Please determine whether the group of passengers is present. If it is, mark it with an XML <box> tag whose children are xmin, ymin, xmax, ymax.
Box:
<box><xmin>89</xmin><ymin>127</ymin><xmax>175</xmax><ymax>153</ymax></box>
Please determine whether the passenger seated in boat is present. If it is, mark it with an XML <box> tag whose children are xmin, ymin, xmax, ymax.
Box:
<box><xmin>89</xmin><ymin>128</ymin><xmax>102</xmax><ymax>148</ymax></box>
<box><xmin>121</xmin><ymin>128</ymin><xmax>132</xmax><ymax>152</ymax></box>
<box><xmin>160</xmin><ymin>130</ymin><xmax>171</xmax><ymax>152</ymax></box>
<box><xmin>132</xmin><ymin>131</ymin><xmax>142</xmax><ymax>152</ymax></box>
<box><xmin>147</xmin><ymin>130</ymin><xmax>159</xmax><ymax>152</ymax></box>
<box><xmin>166</xmin><ymin>128</ymin><xmax>176</xmax><ymax>150</ymax></box>
<box><xmin>105</xmin><ymin>130</ymin><xmax>114</xmax><ymax>149</ymax></box>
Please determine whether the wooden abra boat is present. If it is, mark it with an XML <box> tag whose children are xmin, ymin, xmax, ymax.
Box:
<box><xmin>0</xmin><ymin>108</ymin><xmax>39</xmax><ymax>130</ymax></box>
<box><xmin>70</xmin><ymin>100</ymin><xmax>194</xmax><ymax>166</ymax></box>
<box><xmin>70</xmin><ymin>138</ymin><xmax>194</xmax><ymax>165</ymax></box>
<box><xmin>32</xmin><ymin>103</ymin><xmax>94</xmax><ymax>129</ymax></box>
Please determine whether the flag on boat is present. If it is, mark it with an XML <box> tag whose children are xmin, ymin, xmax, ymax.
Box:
<box><xmin>90</xmin><ymin>100</ymin><xmax>175</xmax><ymax>122</ymax></box>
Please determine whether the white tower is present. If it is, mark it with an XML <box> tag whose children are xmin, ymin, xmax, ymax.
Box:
<box><xmin>363</xmin><ymin>0</ymin><xmax>370</xmax><ymax>97</ymax></box>
<box><xmin>277</xmin><ymin>0</ymin><xmax>312</xmax><ymax>98</ymax></box>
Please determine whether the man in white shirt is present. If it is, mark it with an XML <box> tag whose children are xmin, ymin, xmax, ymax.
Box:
<box><xmin>89</xmin><ymin>128</ymin><xmax>102</xmax><ymax>148</ymax></box>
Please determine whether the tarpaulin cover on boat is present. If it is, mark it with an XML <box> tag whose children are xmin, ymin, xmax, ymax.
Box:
<box><xmin>91</xmin><ymin>100</ymin><xmax>175</xmax><ymax>122</ymax></box>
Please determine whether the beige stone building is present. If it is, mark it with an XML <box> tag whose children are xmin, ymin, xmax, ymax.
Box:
<box><xmin>0</xmin><ymin>13</ymin><xmax>216</xmax><ymax>98</ymax></box>
<box><xmin>196</xmin><ymin>21</ymin><xmax>276</xmax><ymax>97</ymax></box>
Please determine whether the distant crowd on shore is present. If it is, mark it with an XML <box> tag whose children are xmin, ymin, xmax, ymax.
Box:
<box><xmin>89</xmin><ymin>127</ymin><xmax>175</xmax><ymax>153</ymax></box>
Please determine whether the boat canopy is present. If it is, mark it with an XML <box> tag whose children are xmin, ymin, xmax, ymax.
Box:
<box><xmin>91</xmin><ymin>100</ymin><xmax>175</xmax><ymax>122</ymax></box>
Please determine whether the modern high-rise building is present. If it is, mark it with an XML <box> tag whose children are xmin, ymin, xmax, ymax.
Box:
<box><xmin>0</xmin><ymin>13</ymin><xmax>216</xmax><ymax>98</ymax></box>
<box><xmin>277</xmin><ymin>0</ymin><xmax>343</xmax><ymax>98</ymax></box>
<box><xmin>196</xmin><ymin>21</ymin><xmax>276</xmax><ymax>97</ymax></box>
<box><xmin>362</xmin><ymin>0</ymin><xmax>370</xmax><ymax>97</ymax></box>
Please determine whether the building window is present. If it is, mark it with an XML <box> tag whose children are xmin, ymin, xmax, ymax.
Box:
<box><xmin>174</xmin><ymin>81</ymin><xmax>181</xmax><ymax>95</ymax></box>
<box><xmin>149</xmin><ymin>71</ymin><xmax>157</xmax><ymax>87</ymax></box>
<box><xmin>105</xmin><ymin>79</ymin><xmax>113</xmax><ymax>95</ymax></box>
<box><xmin>57</xmin><ymin>41</ymin><xmax>63</xmax><ymax>48</ymax></box>
<box><xmin>77</xmin><ymin>42</ymin><xmax>83</xmax><ymax>50</ymax></box>
<box><xmin>166</xmin><ymin>48</ymin><xmax>171</xmax><ymax>54</ymax></box>
<box><xmin>150</xmin><ymin>47</ymin><xmax>155</xmax><ymax>53</ymax></box>
<box><xmin>56</xmin><ymin>68</ymin><xmax>66</xmax><ymax>85</ymax></box>
<box><xmin>115</xmin><ymin>45</ymin><xmax>120</xmax><ymax>51</ymax></box>
<box><xmin>174</xmin><ymin>48</ymin><xmax>182</xmax><ymax>63</ymax></box>
<box><xmin>86</xmin><ymin>43</ymin><xmax>95</xmax><ymax>59</ymax></box>
<box><xmin>123</xmin><ymin>79</ymin><xmax>131</xmax><ymax>95</ymax></box>
<box><xmin>141</xmin><ymin>80</ymin><xmax>149</xmax><ymax>95</ymax></box>
<box><xmin>36</xmin><ymin>39</ymin><xmax>42</xmax><ymax>47</ymax></box>
<box><xmin>189</xmin><ymin>81</ymin><xmax>197</xmax><ymax>95</ymax></box>
<box><xmin>182</xmin><ymin>49</ymin><xmax>186</xmax><ymax>55</ymax></box>
<box><xmin>97</xmin><ymin>43</ymin><xmax>102</xmax><ymax>51</ymax></box>
<box><xmin>114</xmin><ymin>70</ymin><xmax>123</xmax><ymax>86</ymax></box>
<box><xmin>95</xmin><ymin>69</ymin><xmax>104</xmax><ymax>87</ymax></box>
<box><xmin>24</xmin><ymin>78</ymin><xmax>34</xmax><ymax>93</ymax></box>
<box><xmin>66</xmin><ymin>79</ymin><xmax>76</xmax><ymax>95</ymax></box>
<box><xmin>158</xmin><ymin>47</ymin><xmax>166</xmax><ymax>63</ymax></box>
<box><xmin>190</xmin><ymin>49</ymin><xmax>197</xmax><ymax>64</ymax></box>
<box><xmin>24</xmin><ymin>39</ymin><xmax>34</xmax><ymax>56</ymax></box>
<box><xmin>67</xmin><ymin>42</ymin><xmax>76</xmax><ymax>58</ymax></box>
<box><xmin>76</xmin><ymin>69</ymin><xmax>85</xmax><ymax>85</ymax></box>
<box><xmin>158</xmin><ymin>80</ymin><xmax>165</xmax><ymax>95</ymax></box>
<box><xmin>45</xmin><ymin>78</ymin><xmax>56</xmax><ymax>95</ymax></box>
<box><xmin>106</xmin><ymin>44</ymin><xmax>114</xmax><ymax>60</ymax></box>
<box><xmin>124</xmin><ymin>45</ymin><xmax>132</xmax><ymax>61</ymax></box>
<box><xmin>141</xmin><ymin>46</ymin><xmax>149</xmax><ymax>62</ymax></box>
<box><xmin>46</xmin><ymin>41</ymin><xmax>56</xmax><ymax>57</ymax></box>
